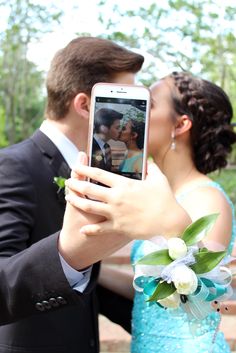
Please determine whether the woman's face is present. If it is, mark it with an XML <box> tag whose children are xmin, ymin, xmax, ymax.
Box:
<box><xmin>119</xmin><ymin>120</ymin><xmax>133</xmax><ymax>143</ymax></box>
<box><xmin>148</xmin><ymin>79</ymin><xmax>175</xmax><ymax>158</ymax></box>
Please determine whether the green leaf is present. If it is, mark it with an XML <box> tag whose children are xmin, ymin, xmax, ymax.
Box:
<box><xmin>199</xmin><ymin>247</ymin><xmax>208</xmax><ymax>253</ymax></box>
<box><xmin>146</xmin><ymin>281</ymin><xmax>176</xmax><ymax>302</ymax></box>
<box><xmin>136</xmin><ymin>249</ymin><xmax>173</xmax><ymax>266</ymax></box>
<box><xmin>190</xmin><ymin>249</ymin><xmax>227</xmax><ymax>274</ymax></box>
<box><xmin>181</xmin><ymin>213</ymin><xmax>219</xmax><ymax>246</ymax></box>
<box><xmin>54</xmin><ymin>176</ymin><xmax>66</xmax><ymax>190</ymax></box>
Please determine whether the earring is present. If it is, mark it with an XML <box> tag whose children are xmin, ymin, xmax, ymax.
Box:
<box><xmin>171</xmin><ymin>130</ymin><xmax>176</xmax><ymax>150</ymax></box>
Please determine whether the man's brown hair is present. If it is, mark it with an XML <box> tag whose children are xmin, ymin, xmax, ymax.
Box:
<box><xmin>45</xmin><ymin>37</ymin><xmax>144</xmax><ymax>120</ymax></box>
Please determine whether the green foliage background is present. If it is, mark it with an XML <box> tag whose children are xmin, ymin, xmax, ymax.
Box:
<box><xmin>0</xmin><ymin>0</ymin><xmax>235</xmax><ymax>205</ymax></box>
<box><xmin>210</xmin><ymin>169</ymin><xmax>236</xmax><ymax>207</ymax></box>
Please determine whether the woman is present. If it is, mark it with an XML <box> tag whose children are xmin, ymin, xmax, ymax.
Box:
<box><xmin>65</xmin><ymin>72</ymin><xmax>236</xmax><ymax>353</ymax></box>
<box><xmin>118</xmin><ymin>118</ymin><xmax>145</xmax><ymax>175</ymax></box>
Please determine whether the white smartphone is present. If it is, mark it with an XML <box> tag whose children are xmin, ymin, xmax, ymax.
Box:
<box><xmin>87</xmin><ymin>83</ymin><xmax>151</xmax><ymax>181</ymax></box>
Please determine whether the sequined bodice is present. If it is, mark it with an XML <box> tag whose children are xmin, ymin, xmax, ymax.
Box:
<box><xmin>131</xmin><ymin>181</ymin><xmax>235</xmax><ymax>353</ymax></box>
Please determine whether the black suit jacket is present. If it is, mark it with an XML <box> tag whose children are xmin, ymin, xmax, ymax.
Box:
<box><xmin>0</xmin><ymin>130</ymin><xmax>132</xmax><ymax>353</ymax></box>
<box><xmin>91</xmin><ymin>138</ymin><xmax>111</xmax><ymax>171</ymax></box>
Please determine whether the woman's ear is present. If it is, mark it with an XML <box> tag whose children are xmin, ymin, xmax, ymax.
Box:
<box><xmin>175</xmin><ymin>114</ymin><xmax>192</xmax><ymax>136</ymax></box>
<box><xmin>131</xmin><ymin>131</ymin><xmax>138</xmax><ymax>141</ymax></box>
<box><xmin>73</xmin><ymin>93</ymin><xmax>91</xmax><ymax>120</ymax></box>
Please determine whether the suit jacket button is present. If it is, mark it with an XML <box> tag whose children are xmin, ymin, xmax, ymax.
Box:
<box><xmin>57</xmin><ymin>296</ymin><xmax>67</xmax><ymax>305</ymax></box>
<box><xmin>42</xmin><ymin>300</ymin><xmax>51</xmax><ymax>310</ymax></box>
<box><xmin>35</xmin><ymin>302</ymin><xmax>45</xmax><ymax>311</ymax></box>
<box><xmin>49</xmin><ymin>297</ymin><xmax>59</xmax><ymax>307</ymax></box>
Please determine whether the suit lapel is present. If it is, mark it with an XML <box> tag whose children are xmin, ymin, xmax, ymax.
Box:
<box><xmin>31</xmin><ymin>130</ymin><xmax>71</xmax><ymax>203</ymax></box>
<box><xmin>31</xmin><ymin>129</ymin><xmax>71</xmax><ymax>178</ymax></box>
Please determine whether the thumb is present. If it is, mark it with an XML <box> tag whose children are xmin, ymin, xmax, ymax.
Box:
<box><xmin>80</xmin><ymin>221</ymin><xmax>110</xmax><ymax>236</ymax></box>
<box><xmin>146</xmin><ymin>161</ymin><xmax>164</xmax><ymax>181</ymax></box>
<box><xmin>77</xmin><ymin>151</ymin><xmax>88</xmax><ymax>166</ymax></box>
<box><xmin>71</xmin><ymin>152</ymin><xmax>88</xmax><ymax>180</ymax></box>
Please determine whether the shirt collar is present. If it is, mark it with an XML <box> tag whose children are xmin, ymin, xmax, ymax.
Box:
<box><xmin>40</xmin><ymin>120</ymin><xmax>79</xmax><ymax>169</ymax></box>
<box><xmin>94</xmin><ymin>134</ymin><xmax>106</xmax><ymax>151</ymax></box>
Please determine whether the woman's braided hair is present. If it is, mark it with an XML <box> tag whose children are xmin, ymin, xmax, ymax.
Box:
<box><xmin>168</xmin><ymin>71</ymin><xmax>236</xmax><ymax>174</ymax></box>
<box><xmin>130</xmin><ymin>119</ymin><xmax>145</xmax><ymax>150</ymax></box>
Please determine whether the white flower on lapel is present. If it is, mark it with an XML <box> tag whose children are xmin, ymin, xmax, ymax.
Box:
<box><xmin>95</xmin><ymin>155</ymin><xmax>103</xmax><ymax>161</ymax></box>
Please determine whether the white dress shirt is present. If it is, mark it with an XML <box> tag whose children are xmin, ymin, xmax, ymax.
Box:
<box><xmin>94</xmin><ymin>134</ymin><xmax>106</xmax><ymax>154</ymax></box>
<box><xmin>40</xmin><ymin>120</ymin><xmax>92</xmax><ymax>292</ymax></box>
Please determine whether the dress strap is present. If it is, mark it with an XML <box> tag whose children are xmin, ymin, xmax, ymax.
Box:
<box><xmin>177</xmin><ymin>181</ymin><xmax>222</xmax><ymax>201</ymax></box>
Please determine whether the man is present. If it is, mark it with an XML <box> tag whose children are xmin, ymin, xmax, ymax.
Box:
<box><xmin>0</xmin><ymin>36</ymin><xmax>144</xmax><ymax>352</ymax></box>
<box><xmin>92</xmin><ymin>108</ymin><xmax>123</xmax><ymax>171</ymax></box>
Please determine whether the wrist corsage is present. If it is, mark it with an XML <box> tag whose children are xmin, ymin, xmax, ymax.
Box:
<box><xmin>133</xmin><ymin>214</ymin><xmax>234</xmax><ymax>320</ymax></box>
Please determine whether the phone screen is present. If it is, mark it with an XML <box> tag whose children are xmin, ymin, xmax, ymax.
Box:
<box><xmin>90</xmin><ymin>94</ymin><xmax>149</xmax><ymax>180</ymax></box>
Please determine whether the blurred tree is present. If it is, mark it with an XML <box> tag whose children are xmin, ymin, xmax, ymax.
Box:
<box><xmin>0</xmin><ymin>0</ymin><xmax>62</xmax><ymax>145</ymax></box>
<box><xmin>98</xmin><ymin>0</ymin><xmax>236</xmax><ymax>119</ymax></box>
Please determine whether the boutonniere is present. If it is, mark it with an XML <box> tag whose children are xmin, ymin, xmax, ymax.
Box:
<box><xmin>96</xmin><ymin>155</ymin><xmax>103</xmax><ymax>161</ymax></box>
<box><xmin>54</xmin><ymin>176</ymin><xmax>66</xmax><ymax>193</ymax></box>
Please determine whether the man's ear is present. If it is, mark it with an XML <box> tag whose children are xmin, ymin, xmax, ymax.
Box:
<box><xmin>100</xmin><ymin>125</ymin><xmax>109</xmax><ymax>134</ymax></box>
<box><xmin>73</xmin><ymin>93</ymin><xmax>91</xmax><ymax>120</ymax></box>
<box><xmin>175</xmin><ymin>114</ymin><xmax>192</xmax><ymax>136</ymax></box>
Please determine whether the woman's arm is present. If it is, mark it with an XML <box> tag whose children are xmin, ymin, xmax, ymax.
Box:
<box><xmin>99</xmin><ymin>264</ymin><xmax>134</xmax><ymax>300</ymax></box>
<box><xmin>180</xmin><ymin>185</ymin><xmax>233</xmax><ymax>249</ymax></box>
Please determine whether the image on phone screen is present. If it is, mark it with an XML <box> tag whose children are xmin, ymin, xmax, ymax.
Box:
<box><xmin>91</xmin><ymin>96</ymin><xmax>148</xmax><ymax>180</ymax></box>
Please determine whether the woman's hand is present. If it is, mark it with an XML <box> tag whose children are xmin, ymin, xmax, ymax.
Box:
<box><xmin>65</xmin><ymin>152</ymin><xmax>191</xmax><ymax>239</ymax></box>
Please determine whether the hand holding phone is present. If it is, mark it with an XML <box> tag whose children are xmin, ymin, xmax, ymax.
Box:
<box><xmin>87</xmin><ymin>83</ymin><xmax>150</xmax><ymax>181</ymax></box>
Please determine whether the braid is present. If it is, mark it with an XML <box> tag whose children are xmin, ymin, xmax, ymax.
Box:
<box><xmin>130</xmin><ymin>119</ymin><xmax>145</xmax><ymax>150</ymax></box>
<box><xmin>169</xmin><ymin>72</ymin><xmax>236</xmax><ymax>174</ymax></box>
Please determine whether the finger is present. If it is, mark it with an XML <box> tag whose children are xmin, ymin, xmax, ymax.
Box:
<box><xmin>65</xmin><ymin>192</ymin><xmax>109</xmax><ymax>217</ymax></box>
<box><xmin>218</xmin><ymin>302</ymin><xmax>230</xmax><ymax>314</ymax></box>
<box><xmin>146</xmin><ymin>161</ymin><xmax>165</xmax><ymax>181</ymax></box>
<box><xmin>71</xmin><ymin>152</ymin><xmax>88</xmax><ymax>180</ymax></box>
<box><xmin>65</xmin><ymin>179</ymin><xmax>109</xmax><ymax>202</ymax></box>
<box><xmin>80</xmin><ymin>221</ymin><xmax>114</xmax><ymax>236</ymax></box>
<box><xmin>64</xmin><ymin>187</ymin><xmax>82</xmax><ymax>200</ymax></box>
<box><xmin>73</xmin><ymin>164</ymin><xmax>127</xmax><ymax>187</ymax></box>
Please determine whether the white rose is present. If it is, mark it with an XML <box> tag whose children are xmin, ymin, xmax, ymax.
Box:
<box><xmin>168</xmin><ymin>237</ymin><xmax>187</xmax><ymax>260</ymax></box>
<box><xmin>172</xmin><ymin>265</ymin><xmax>198</xmax><ymax>295</ymax></box>
<box><xmin>158</xmin><ymin>292</ymin><xmax>180</xmax><ymax>309</ymax></box>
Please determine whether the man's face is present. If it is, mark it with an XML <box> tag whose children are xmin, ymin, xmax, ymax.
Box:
<box><xmin>108</xmin><ymin>119</ymin><xmax>121</xmax><ymax>141</ymax></box>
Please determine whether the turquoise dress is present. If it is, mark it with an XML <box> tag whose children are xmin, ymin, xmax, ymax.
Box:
<box><xmin>131</xmin><ymin>181</ymin><xmax>236</xmax><ymax>353</ymax></box>
<box><xmin>119</xmin><ymin>153</ymin><xmax>143</xmax><ymax>173</ymax></box>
